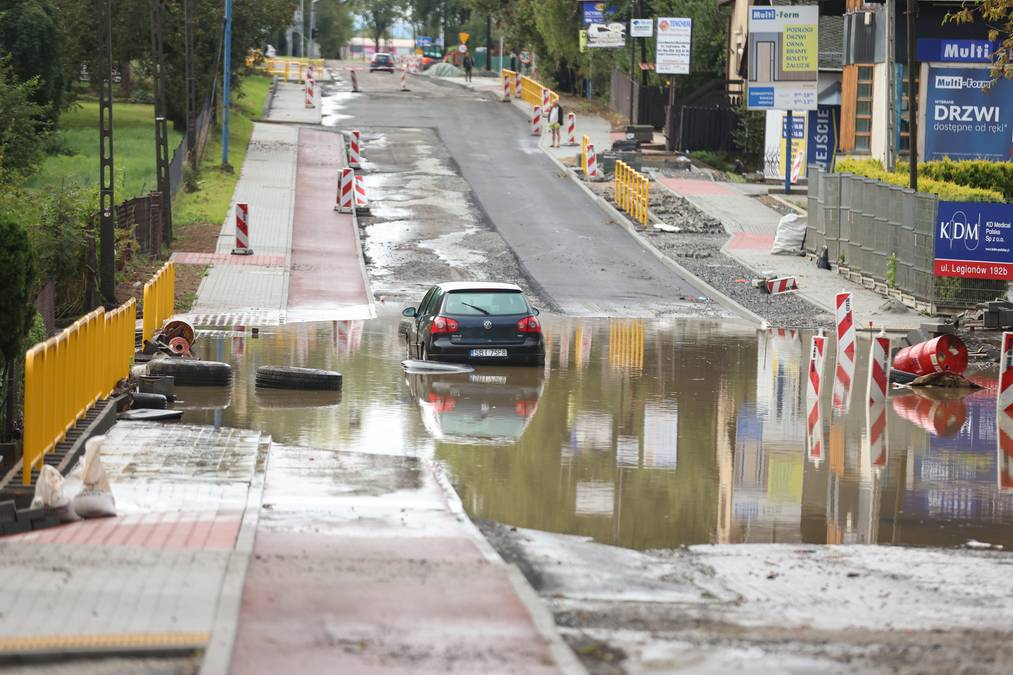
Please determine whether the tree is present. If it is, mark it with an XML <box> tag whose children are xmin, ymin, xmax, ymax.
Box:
<box><xmin>0</xmin><ymin>59</ymin><xmax>48</xmax><ymax>180</ymax></box>
<box><xmin>0</xmin><ymin>216</ymin><xmax>35</xmax><ymax>364</ymax></box>
<box><xmin>947</xmin><ymin>2</ymin><xmax>1013</xmax><ymax>79</ymax></box>
<box><xmin>0</xmin><ymin>0</ymin><xmax>65</xmax><ymax>123</ymax></box>
<box><xmin>359</xmin><ymin>0</ymin><xmax>404</xmax><ymax>52</ymax></box>
<box><xmin>315</xmin><ymin>0</ymin><xmax>354</xmax><ymax>58</ymax></box>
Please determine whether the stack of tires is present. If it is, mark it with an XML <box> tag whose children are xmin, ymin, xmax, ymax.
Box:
<box><xmin>255</xmin><ymin>366</ymin><xmax>343</xmax><ymax>391</ymax></box>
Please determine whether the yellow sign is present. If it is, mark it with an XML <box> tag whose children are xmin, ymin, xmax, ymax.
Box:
<box><xmin>459</xmin><ymin>32</ymin><xmax>469</xmax><ymax>44</ymax></box>
<box><xmin>416</xmin><ymin>47</ymin><xmax>423</xmax><ymax>56</ymax></box>
<box><xmin>782</xmin><ymin>24</ymin><xmax>817</xmax><ymax>71</ymax></box>
<box><xmin>579</xmin><ymin>29</ymin><xmax>587</xmax><ymax>53</ymax></box>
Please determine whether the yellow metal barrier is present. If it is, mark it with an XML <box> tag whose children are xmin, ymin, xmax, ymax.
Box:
<box><xmin>141</xmin><ymin>261</ymin><xmax>176</xmax><ymax>344</ymax></box>
<box><xmin>22</xmin><ymin>300</ymin><xmax>137</xmax><ymax>485</ymax></box>
<box><xmin>265</xmin><ymin>58</ymin><xmax>325</xmax><ymax>81</ymax></box>
<box><xmin>501</xmin><ymin>69</ymin><xmax>559</xmax><ymax>108</ymax></box>
<box><xmin>581</xmin><ymin>135</ymin><xmax>590</xmax><ymax>174</ymax></box>
<box><xmin>614</xmin><ymin>160</ymin><xmax>650</xmax><ymax>226</ymax></box>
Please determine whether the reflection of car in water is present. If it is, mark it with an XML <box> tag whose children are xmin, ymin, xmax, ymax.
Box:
<box><xmin>407</xmin><ymin>367</ymin><xmax>545</xmax><ymax>444</ymax></box>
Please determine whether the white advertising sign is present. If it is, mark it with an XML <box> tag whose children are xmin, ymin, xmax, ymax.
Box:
<box><xmin>656</xmin><ymin>17</ymin><xmax>691</xmax><ymax>75</ymax></box>
<box><xmin>630</xmin><ymin>18</ymin><xmax>653</xmax><ymax>38</ymax></box>
<box><xmin>746</xmin><ymin>5</ymin><xmax>818</xmax><ymax>111</ymax></box>
<box><xmin>587</xmin><ymin>22</ymin><xmax>626</xmax><ymax>49</ymax></box>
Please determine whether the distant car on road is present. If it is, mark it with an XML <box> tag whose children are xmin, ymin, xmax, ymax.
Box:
<box><xmin>401</xmin><ymin>282</ymin><xmax>545</xmax><ymax>366</ymax></box>
<box><xmin>369</xmin><ymin>52</ymin><xmax>395</xmax><ymax>72</ymax></box>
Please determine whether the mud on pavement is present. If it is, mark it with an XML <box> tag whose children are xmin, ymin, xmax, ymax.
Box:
<box><xmin>352</xmin><ymin>126</ymin><xmax>544</xmax><ymax>307</ymax></box>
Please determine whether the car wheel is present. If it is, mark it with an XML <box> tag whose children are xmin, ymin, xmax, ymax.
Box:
<box><xmin>148</xmin><ymin>358</ymin><xmax>232</xmax><ymax>387</ymax></box>
<box><xmin>255</xmin><ymin>365</ymin><xmax>343</xmax><ymax>391</ymax></box>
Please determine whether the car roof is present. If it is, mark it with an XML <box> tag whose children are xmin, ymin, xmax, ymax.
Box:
<box><xmin>436</xmin><ymin>281</ymin><xmax>523</xmax><ymax>293</ymax></box>
<box><xmin>373</xmin><ymin>52</ymin><xmax>392</xmax><ymax>57</ymax></box>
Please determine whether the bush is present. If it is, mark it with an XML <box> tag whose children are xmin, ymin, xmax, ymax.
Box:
<box><xmin>0</xmin><ymin>217</ymin><xmax>35</xmax><ymax>362</ymax></box>
<box><xmin>27</xmin><ymin>183</ymin><xmax>95</xmax><ymax>317</ymax></box>
<box><xmin>836</xmin><ymin>158</ymin><xmax>1004</xmax><ymax>202</ymax></box>
<box><xmin>899</xmin><ymin>158</ymin><xmax>1013</xmax><ymax>201</ymax></box>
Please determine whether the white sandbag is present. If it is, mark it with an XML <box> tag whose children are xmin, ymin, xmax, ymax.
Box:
<box><xmin>31</xmin><ymin>465</ymin><xmax>79</xmax><ymax>523</ymax></box>
<box><xmin>71</xmin><ymin>436</ymin><xmax>116</xmax><ymax>519</ymax></box>
<box><xmin>770</xmin><ymin>212</ymin><xmax>807</xmax><ymax>255</ymax></box>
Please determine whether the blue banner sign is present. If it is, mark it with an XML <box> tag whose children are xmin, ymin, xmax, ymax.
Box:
<box><xmin>917</xmin><ymin>38</ymin><xmax>998</xmax><ymax>64</ymax></box>
<box><xmin>416</xmin><ymin>36</ymin><xmax>433</xmax><ymax>47</ymax></box>
<box><xmin>925</xmin><ymin>66</ymin><xmax>1013</xmax><ymax>162</ymax></box>
<box><xmin>581</xmin><ymin>2</ymin><xmax>619</xmax><ymax>27</ymax></box>
<box><xmin>934</xmin><ymin>201</ymin><xmax>1013</xmax><ymax>280</ymax></box>
<box><xmin>781</xmin><ymin>116</ymin><xmax>804</xmax><ymax>139</ymax></box>
<box><xmin>807</xmin><ymin>106</ymin><xmax>839</xmax><ymax>172</ymax></box>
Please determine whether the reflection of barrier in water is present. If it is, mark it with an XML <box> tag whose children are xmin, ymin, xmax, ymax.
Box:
<box><xmin>865</xmin><ymin>332</ymin><xmax>890</xmax><ymax>471</ymax></box>
<box><xmin>609</xmin><ymin>320</ymin><xmax>644</xmax><ymax>373</ymax></box>
<box><xmin>807</xmin><ymin>333</ymin><xmax>826</xmax><ymax>466</ymax></box>
<box><xmin>172</xmin><ymin>385</ymin><xmax>232</xmax><ymax>411</ymax></box>
<box><xmin>892</xmin><ymin>391</ymin><xmax>968</xmax><ymax>437</ymax></box>
<box><xmin>998</xmin><ymin>332</ymin><xmax>1013</xmax><ymax>490</ymax></box>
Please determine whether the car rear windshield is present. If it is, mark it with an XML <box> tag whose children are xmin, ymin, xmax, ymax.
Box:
<box><xmin>374</xmin><ymin>55</ymin><xmax>392</xmax><ymax>63</ymax></box>
<box><xmin>443</xmin><ymin>291</ymin><xmax>528</xmax><ymax>316</ymax></box>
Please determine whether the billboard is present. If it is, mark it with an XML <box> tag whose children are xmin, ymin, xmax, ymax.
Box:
<box><xmin>656</xmin><ymin>18</ymin><xmax>692</xmax><ymax>75</ymax></box>
<box><xmin>587</xmin><ymin>22</ymin><xmax>625</xmax><ymax>49</ymax></box>
<box><xmin>925</xmin><ymin>66</ymin><xmax>1013</xmax><ymax>162</ymax></box>
<box><xmin>807</xmin><ymin>105</ymin><xmax>839</xmax><ymax>173</ymax></box>
<box><xmin>746</xmin><ymin>5</ymin><xmax>818</xmax><ymax>111</ymax></box>
<box><xmin>934</xmin><ymin>201</ymin><xmax>1013</xmax><ymax>280</ymax></box>
<box><xmin>630</xmin><ymin>18</ymin><xmax>652</xmax><ymax>37</ymax></box>
<box><xmin>917</xmin><ymin>38</ymin><xmax>998</xmax><ymax>64</ymax></box>
<box><xmin>580</xmin><ymin>2</ymin><xmax>619</xmax><ymax>27</ymax></box>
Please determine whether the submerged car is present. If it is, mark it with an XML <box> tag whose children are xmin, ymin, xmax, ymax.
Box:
<box><xmin>369</xmin><ymin>52</ymin><xmax>395</xmax><ymax>72</ymax></box>
<box><xmin>401</xmin><ymin>282</ymin><xmax>545</xmax><ymax>366</ymax></box>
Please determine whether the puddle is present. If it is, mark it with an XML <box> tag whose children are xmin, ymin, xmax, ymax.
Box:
<box><xmin>182</xmin><ymin>313</ymin><xmax>1013</xmax><ymax>551</ymax></box>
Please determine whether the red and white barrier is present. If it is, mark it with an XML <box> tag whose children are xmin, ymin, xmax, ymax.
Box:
<box><xmin>349</xmin><ymin>68</ymin><xmax>359</xmax><ymax>92</ymax></box>
<box><xmin>765</xmin><ymin>276</ymin><xmax>798</xmax><ymax>295</ymax></box>
<box><xmin>514</xmin><ymin>72</ymin><xmax>522</xmax><ymax>98</ymax></box>
<box><xmin>832</xmin><ymin>345</ymin><xmax>855</xmax><ymax>413</ymax></box>
<box><xmin>354</xmin><ymin>174</ymin><xmax>368</xmax><ymax>209</ymax></box>
<box><xmin>998</xmin><ymin>333</ymin><xmax>1013</xmax><ymax>490</ymax></box>
<box><xmin>807</xmin><ymin>333</ymin><xmax>827</xmax><ymax>465</ymax></box>
<box><xmin>231</xmin><ymin>202</ymin><xmax>252</xmax><ymax>255</ymax></box>
<box><xmin>502</xmin><ymin>73</ymin><xmax>511</xmax><ymax>101</ymax></box>
<box><xmin>836</xmin><ymin>292</ymin><xmax>856</xmax><ymax>361</ymax></box>
<box><xmin>531</xmin><ymin>105</ymin><xmax>542</xmax><ymax>136</ymax></box>
<box><xmin>866</xmin><ymin>331</ymin><xmax>891</xmax><ymax>470</ymax></box>
<box><xmin>336</xmin><ymin>167</ymin><xmax>355</xmax><ymax>213</ymax></box>
<box><xmin>348</xmin><ymin>129</ymin><xmax>362</xmax><ymax>169</ymax></box>
<box><xmin>305</xmin><ymin>78</ymin><xmax>314</xmax><ymax>108</ymax></box>
<box><xmin>232</xmin><ymin>324</ymin><xmax>246</xmax><ymax>357</ymax></box>
<box><xmin>541</xmin><ymin>87</ymin><xmax>550</xmax><ymax>112</ymax></box>
<box><xmin>566</xmin><ymin>112</ymin><xmax>577</xmax><ymax>146</ymax></box>
<box><xmin>585</xmin><ymin>143</ymin><xmax>597</xmax><ymax>178</ymax></box>
<box><xmin>400</xmin><ymin>65</ymin><xmax>408</xmax><ymax>91</ymax></box>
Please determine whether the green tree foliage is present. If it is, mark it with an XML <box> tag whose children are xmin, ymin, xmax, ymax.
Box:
<box><xmin>26</xmin><ymin>183</ymin><xmax>96</xmax><ymax>317</ymax></box>
<box><xmin>359</xmin><ymin>0</ymin><xmax>404</xmax><ymax>52</ymax></box>
<box><xmin>0</xmin><ymin>216</ymin><xmax>35</xmax><ymax>362</ymax></box>
<box><xmin>0</xmin><ymin>0</ymin><xmax>65</xmax><ymax>123</ymax></box>
<box><xmin>0</xmin><ymin>59</ymin><xmax>48</xmax><ymax>180</ymax></box>
<box><xmin>947</xmin><ymin>2</ymin><xmax>1013</xmax><ymax>79</ymax></box>
<box><xmin>315</xmin><ymin>0</ymin><xmax>353</xmax><ymax>58</ymax></box>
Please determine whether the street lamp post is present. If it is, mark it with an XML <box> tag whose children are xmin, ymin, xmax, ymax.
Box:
<box><xmin>223</xmin><ymin>0</ymin><xmax>232</xmax><ymax>166</ymax></box>
<box><xmin>310</xmin><ymin>0</ymin><xmax>320</xmax><ymax>59</ymax></box>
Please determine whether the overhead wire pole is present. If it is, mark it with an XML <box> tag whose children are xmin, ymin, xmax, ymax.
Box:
<box><xmin>906</xmin><ymin>0</ymin><xmax>918</xmax><ymax>190</ymax></box>
<box><xmin>98</xmin><ymin>0</ymin><xmax>115</xmax><ymax>305</ymax></box>
<box><xmin>150</xmin><ymin>0</ymin><xmax>172</xmax><ymax>243</ymax></box>
<box><xmin>184</xmin><ymin>0</ymin><xmax>196</xmax><ymax>159</ymax></box>
<box><xmin>222</xmin><ymin>0</ymin><xmax>232</xmax><ymax>167</ymax></box>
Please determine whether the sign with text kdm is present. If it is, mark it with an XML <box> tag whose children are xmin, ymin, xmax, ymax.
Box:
<box><xmin>925</xmin><ymin>66</ymin><xmax>1013</xmax><ymax>162</ymax></box>
<box><xmin>935</xmin><ymin>201</ymin><xmax>1013</xmax><ymax>280</ymax></box>
<box><xmin>656</xmin><ymin>17</ymin><xmax>691</xmax><ymax>75</ymax></box>
<box><xmin>746</xmin><ymin>5</ymin><xmax>818</xmax><ymax>111</ymax></box>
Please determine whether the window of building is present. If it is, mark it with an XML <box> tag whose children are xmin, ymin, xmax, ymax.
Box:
<box><xmin>854</xmin><ymin>66</ymin><xmax>874</xmax><ymax>152</ymax></box>
<box><xmin>898</xmin><ymin>66</ymin><xmax>918</xmax><ymax>156</ymax></box>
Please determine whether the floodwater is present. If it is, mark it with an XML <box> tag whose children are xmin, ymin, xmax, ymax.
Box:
<box><xmin>181</xmin><ymin>312</ymin><xmax>1013</xmax><ymax>551</ymax></box>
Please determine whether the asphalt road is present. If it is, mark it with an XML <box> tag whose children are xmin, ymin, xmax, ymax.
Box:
<box><xmin>336</xmin><ymin>65</ymin><xmax>722</xmax><ymax>318</ymax></box>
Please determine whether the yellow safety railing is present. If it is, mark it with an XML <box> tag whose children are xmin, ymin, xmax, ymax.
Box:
<box><xmin>264</xmin><ymin>58</ymin><xmax>326</xmax><ymax>81</ymax></box>
<box><xmin>501</xmin><ymin>69</ymin><xmax>558</xmax><ymax>108</ymax></box>
<box><xmin>609</xmin><ymin>320</ymin><xmax>645</xmax><ymax>372</ymax></box>
<box><xmin>581</xmin><ymin>134</ymin><xmax>590</xmax><ymax>174</ymax></box>
<box><xmin>22</xmin><ymin>300</ymin><xmax>137</xmax><ymax>485</ymax></box>
<box><xmin>614</xmin><ymin>160</ymin><xmax>650</xmax><ymax>226</ymax></box>
<box><xmin>142</xmin><ymin>261</ymin><xmax>176</xmax><ymax>343</ymax></box>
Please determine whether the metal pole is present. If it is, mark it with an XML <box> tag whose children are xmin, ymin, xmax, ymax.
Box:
<box><xmin>629</xmin><ymin>1</ymin><xmax>635</xmax><ymax>122</ymax></box>
<box><xmin>785</xmin><ymin>110</ymin><xmax>793</xmax><ymax>195</ymax></box>
<box><xmin>485</xmin><ymin>15</ymin><xmax>492</xmax><ymax>70</ymax></box>
<box><xmin>184</xmin><ymin>0</ymin><xmax>196</xmax><ymax>158</ymax></box>
<box><xmin>150</xmin><ymin>0</ymin><xmax>172</xmax><ymax>243</ymax></box>
<box><xmin>310</xmin><ymin>0</ymin><xmax>318</xmax><ymax>59</ymax></box>
<box><xmin>885</xmin><ymin>0</ymin><xmax>896</xmax><ymax>172</ymax></box>
<box><xmin>300</xmin><ymin>0</ymin><xmax>306</xmax><ymax>58</ymax></box>
<box><xmin>223</xmin><ymin>0</ymin><xmax>232</xmax><ymax>166</ymax></box>
<box><xmin>499</xmin><ymin>34</ymin><xmax>503</xmax><ymax>74</ymax></box>
<box><xmin>906</xmin><ymin>0</ymin><xmax>918</xmax><ymax>191</ymax></box>
<box><xmin>98</xmin><ymin>0</ymin><xmax>115</xmax><ymax>305</ymax></box>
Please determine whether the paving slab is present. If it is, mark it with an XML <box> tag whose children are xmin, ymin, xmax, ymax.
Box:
<box><xmin>265</xmin><ymin>81</ymin><xmax>322</xmax><ymax>124</ymax></box>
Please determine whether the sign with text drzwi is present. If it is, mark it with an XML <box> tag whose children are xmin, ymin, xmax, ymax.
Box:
<box><xmin>656</xmin><ymin>17</ymin><xmax>691</xmax><ymax>75</ymax></box>
<box><xmin>746</xmin><ymin>5</ymin><xmax>818</xmax><ymax>111</ymax></box>
<box><xmin>935</xmin><ymin>201</ymin><xmax>1013</xmax><ymax>280</ymax></box>
<box><xmin>925</xmin><ymin>66</ymin><xmax>1013</xmax><ymax>162</ymax></box>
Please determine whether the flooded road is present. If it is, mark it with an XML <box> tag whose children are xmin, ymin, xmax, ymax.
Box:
<box><xmin>182</xmin><ymin>312</ymin><xmax>1013</xmax><ymax>551</ymax></box>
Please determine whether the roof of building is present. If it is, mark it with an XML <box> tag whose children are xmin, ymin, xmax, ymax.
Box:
<box><xmin>819</xmin><ymin>15</ymin><xmax>844</xmax><ymax>70</ymax></box>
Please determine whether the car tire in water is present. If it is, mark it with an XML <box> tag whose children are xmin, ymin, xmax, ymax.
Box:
<box><xmin>147</xmin><ymin>359</ymin><xmax>233</xmax><ymax>387</ymax></box>
<box><xmin>255</xmin><ymin>365</ymin><xmax>343</xmax><ymax>391</ymax></box>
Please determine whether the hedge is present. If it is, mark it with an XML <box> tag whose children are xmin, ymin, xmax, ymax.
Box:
<box><xmin>897</xmin><ymin>158</ymin><xmax>1013</xmax><ymax>201</ymax></box>
<box><xmin>835</xmin><ymin>158</ymin><xmax>1005</xmax><ymax>203</ymax></box>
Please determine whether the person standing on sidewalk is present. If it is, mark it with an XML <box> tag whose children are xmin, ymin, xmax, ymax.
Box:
<box><xmin>463</xmin><ymin>52</ymin><xmax>474</xmax><ymax>82</ymax></box>
<box><xmin>547</xmin><ymin>100</ymin><xmax>563</xmax><ymax>148</ymax></box>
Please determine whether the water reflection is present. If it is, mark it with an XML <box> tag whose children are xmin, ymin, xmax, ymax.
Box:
<box><xmin>183</xmin><ymin>313</ymin><xmax>1013</xmax><ymax>550</ymax></box>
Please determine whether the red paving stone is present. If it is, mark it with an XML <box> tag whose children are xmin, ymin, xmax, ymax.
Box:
<box><xmin>172</xmin><ymin>252</ymin><xmax>286</xmax><ymax>267</ymax></box>
<box><xmin>657</xmin><ymin>176</ymin><xmax>739</xmax><ymax>196</ymax></box>
<box><xmin>725</xmin><ymin>232</ymin><xmax>775</xmax><ymax>251</ymax></box>
<box><xmin>286</xmin><ymin>128</ymin><xmax>371</xmax><ymax>314</ymax></box>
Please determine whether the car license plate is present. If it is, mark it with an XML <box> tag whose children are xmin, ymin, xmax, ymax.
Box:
<box><xmin>470</xmin><ymin>348</ymin><xmax>507</xmax><ymax>358</ymax></box>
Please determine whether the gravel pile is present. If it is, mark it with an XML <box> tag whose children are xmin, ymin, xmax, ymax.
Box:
<box><xmin>429</xmin><ymin>63</ymin><xmax>465</xmax><ymax>77</ymax></box>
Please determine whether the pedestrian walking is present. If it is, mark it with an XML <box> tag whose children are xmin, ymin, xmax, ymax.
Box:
<box><xmin>547</xmin><ymin>100</ymin><xmax>563</xmax><ymax>148</ymax></box>
<box><xmin>463</xmin><ymin>52</ymin><xmax>474</xmax><ymax>82</ymax></box>
<box><xmin>509</xmin><ymin>51</ymin><xmax>518</xmax><ymax>73</ymax></box>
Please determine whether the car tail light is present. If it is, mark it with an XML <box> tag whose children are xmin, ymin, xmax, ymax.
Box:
<box><xmin>432</xmin><ymin>316</ymin><xmax>460</xmax><ymax>334</ymax></box>
<box><xmin>516</xmin><ymin>316</ymin><xmax>541</xmax><ymax>333</ymax></box>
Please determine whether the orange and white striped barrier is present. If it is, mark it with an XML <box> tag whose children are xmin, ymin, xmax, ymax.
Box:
<box><xmin>566</xmin><ymin>112</ymin><xmax>577</xmax><ymax>146</ymax></box>
<box><xmin>531</xmin><ymin>105</ymin><xmax>542</xmax><ymax>136</ymax></box>
<box><xmin>866</xmin><ymin>331</ymin><xmax>890</xmax><ymax>469</ymax></box>
<box><xmin>400</xmin><ymin>65</ymin><xmax>408</xmax><ymax>91</ymax></box>
<box><xmin>998</xmin><ymin>332</ymin><xmax>1013</xmax><ymax>490</ymax></box>
<box><xmin>834</xmin><ymin>291</ymin><xmax>856</xmax><ymax>410</ymax></box>
<box><xmin>305</xmin><ymin>77</ymin><xmax>315</xmax><ymax>108</ymax></box>
<box><xmin>233</xmin><ymin>325</ymin><xmax>246</xmax><ymax>357</ymax></box>
<box><xmin>514</xmin><ymin>72</ymin><xmax>522</xmax><ymax>98</ymax></box>
<box><xmin>232</xmin><ymin>202</ymin><xmax>252</xmax><ymax>255</ymax></box>
<box><xmin>354</xmin><ymin>174</ymin><xmax>369</xmax><ymax>209</ymax></box>
<box><xmin>349</xmin><ymin>68</ymin><xmax>359</xmax><ymax>92</ymax></box>
<box><xmin>541</xmin><ymin>86</ymin><xmax>550</xmax><ymax>112</ymax></box>
<box><xmin>832</xmin><ymin>341</ymin><xmax>855</xmax><ymax>414</ymax></box>
<box><xmin>764</xmin><ymin>276</ymin><xmax>798</xmax><ymax>295</ymax></box>
<box><xmin>807</xmin><ymin>333</ymin><xmax>827</xmax><ymax>465</ymax></box>
<box><xmin>502</xmin><ymin>73</ymin><xmax>511</xmax><ymax>101</ymax></box>
<box><xmin>336</xmin><ymin>167</ymin><xmax>354</xmax><ymax>213</ymax></box>
<box><xmin>348</xmin><ymin>129</ymin><xmax>362</xmax><ymax>169</ymax></box>
<box><xmin>585</xmin><ymin>142</ymin><xmax>597</xmax><ymax>178</ymax></box>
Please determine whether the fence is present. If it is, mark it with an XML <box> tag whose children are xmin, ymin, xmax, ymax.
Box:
<box><xmin>141</xmin><ymin>261</ymin><xmax>176</xmax><ymax>342</ymax></box>
<box><xmin>610</xmin><ymin>70</ymin><xmax>668</xmax><ymax>129</ymax></box>
<box><xmin>263</xmin><ymin>58</ymin><xmax>325</xmax><ymax>81</ymax></box>
<box><xmin>667</xmin><ymin>105</ymin><xmax>738</xmax><ymax>153</ymax></box>
<box><xmin>21</xmin><ymin>300</ymin><xmax>136</xmax><ymax>485</ymax></box>
<box><xmin>501</xmin><ymin>69</ymin><xmax>558</xmax><ymax>108</ymax></box>
<box><xmin>807</xmin><ymin>168</ymin><xmax>1008</xmax><ymax>312</ymax></box>
<box><xmin>614</xmin><ymin>161</ymin><xmax>649</xmax><ymax>226</ymax></box>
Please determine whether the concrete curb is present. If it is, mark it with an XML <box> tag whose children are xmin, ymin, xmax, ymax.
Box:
<box><xmin>538</xmin><ymin>147</ymin><xmax>766</xmax><ymax>328</ymax></box>
<box><xmin>432</xmin><ymin>463</ymin><xmax>588</xmax><ymax>675</ymax></box>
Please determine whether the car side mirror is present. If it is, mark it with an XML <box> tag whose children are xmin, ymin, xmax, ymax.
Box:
<box><xmin>402</xmin><ymin>307</ymin><xmax>417</xmax><ymax>317</ymax></box>
<box><xmin>532</xmin><ymin>307</ymin><xmax>540</xmax><ymax>316</ymax></box>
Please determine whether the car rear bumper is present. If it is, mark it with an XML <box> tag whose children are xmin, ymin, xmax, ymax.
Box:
<box><xmin>429</xmin><ymin>337</ymin><xmax>544</xmax><ymax>365</ymax></box>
